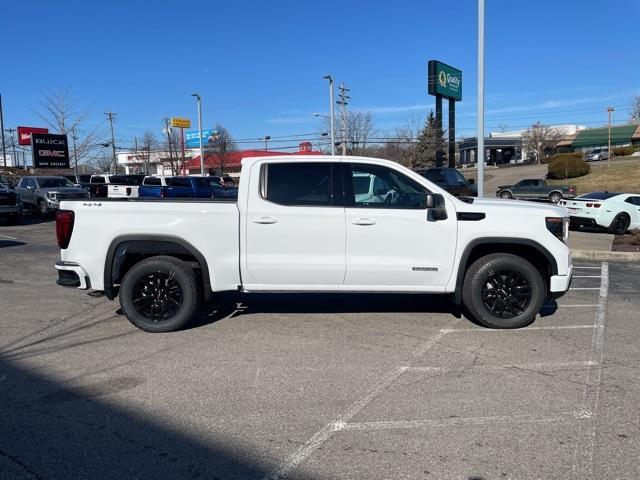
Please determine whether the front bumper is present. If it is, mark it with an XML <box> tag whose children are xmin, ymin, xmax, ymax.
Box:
<box><xmin>550</xmin><ymin>262</ymin><xmax>573</xmax><ymax>294</ymax></box>
<box><xmin>55</xmin><ymin>261</ymin><xmax>90</xmax><ymax>289</ymax></box>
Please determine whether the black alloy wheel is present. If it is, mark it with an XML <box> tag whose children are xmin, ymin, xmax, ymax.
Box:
<box><xmin>609</xmin><ymin>213</ymin><xmax>631</xmax><ymax>235</ymax></box>
<box><xmin>480</xmin><ymin>269</ymin><xmax>532</xmax><ymax>319</ymax></box>
<box><xmin>131</xmin><ymin>271</ymin><xmax>184</xmax><ymax>322</ymax></box>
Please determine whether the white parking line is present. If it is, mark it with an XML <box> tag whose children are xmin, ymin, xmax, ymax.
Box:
<box><xmin>262</xmin><ymin>319</ymin><xmax>462</xmax><ymax>480</ymax></box>
<box><xmin>441</xmin><ymin>324</ymin><xmax>596</xmax><ymax>333</ymax></box>
<box><xmin>570</xmin><ymin>287</ymin><xmax>600</xmax><ymax>290</ymax></box>
<box><xmin>573</xmin><ymin>275</ymin><xmax>602</xmax><ymax>278</ymax></box>
<box><xmin>343</xmin><ymin>412</ymin><xmax>586</xmax><ymax>432</ymax></box>
<box><xmin>558</xmin><ymin>304</ymin><xmax>598</xmax><ymax>308</ymax></box>
<box><xmin>0</xmin><ymin>234</ymin><xmax>18</xmax><ymax>240</ymax></box>
<box><xmin>573</xmin><ymin>262</ymin><xmax>609</xmax><ymax>477</ymax></box>
<box><xmin>573</xmin><ymin>266</ymin><xmax>601</xmax><ymax>270</ymax></box>
<box><xmin>406</xmin><ymin>360</ymin><xmax>596</xmax><ymax>374</ymax></box>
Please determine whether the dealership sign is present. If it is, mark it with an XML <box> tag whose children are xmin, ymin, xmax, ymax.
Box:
<box><xmin>31</xmin><ymin>133</ymin><xmax>70</xmax><ymax>168</ymax></box>
<box><xmin>428</xmin><ymin>60</ymin><xmax>462</xmax><ymax>101</ymax></box>
<box><xmin>170</xmin><ymin>117</ymin><xmax>191</xmax><ymax>129</ymax></box>
<box><xmin>17</xmin><ymin>126</ymin><xmax>49</xmax><ymax>145</ymax></box>
<box><xmin>185</xmin><ymin>129</ymin><xmax>218</xmax><ymax>148</ymax></box>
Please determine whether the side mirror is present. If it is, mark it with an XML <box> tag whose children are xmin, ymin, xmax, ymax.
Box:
<box><xmin>425</xmin><ymin>193</ymin><xmax>448</xmax><ymax>220</ymax></box>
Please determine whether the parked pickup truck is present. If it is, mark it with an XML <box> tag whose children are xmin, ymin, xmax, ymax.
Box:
<box><xmin>90</xmin><ymin>174</ymin><xmax>146</xmax><ymax>198</ymax></box>
<box><xmin>63</xmin><ymin>174</ymin><xmax>108</xmax><ymax>198</ymax></box>
<box><xmin>496</xmin><ymin>179</ymin><xmax>576</xmax><ymax>203</ymax></box>
<box><xmin>139</xmin><ymin>176</ymin><xmax>239</xmax><ymax>199</ymax></box>
<box><xmin>54</xmin><ymin>155</ymin><xmax>573</xmax><ymax>333</ymax></box>
<box><xmin>17</xmin><ymin>176</ymin><xmax>89</xmax><ymax>215</ymax></box>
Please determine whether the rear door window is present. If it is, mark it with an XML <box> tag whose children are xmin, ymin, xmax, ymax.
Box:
<box><xmin>167</xmin><ymin>177</ymin><xmax>192</xmax><ymax>188</ymax></box>
<box><xmin>262</xmin><ymin>162</ymin><xmax>336</xmax><ymax>206</ymax></box>
<box><xmin>143</xmin><ymin>177</ymin><xmax>162</xmax><ymax>186</ymax></box>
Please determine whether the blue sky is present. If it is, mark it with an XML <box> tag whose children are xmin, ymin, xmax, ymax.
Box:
<box><xmin>2</xmin><ymin>0</ymin><xmax>639</xmax><ymax>153</ymax></box>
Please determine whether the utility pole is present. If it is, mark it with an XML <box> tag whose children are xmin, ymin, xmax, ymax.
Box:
<box><xmin>324</xmin><ymin>75</ymin><xmax>335</xmax><ymax>156</ymax></box>
<box><xmin>607</xmin><ymin>106</ymin><xmax>614</xmax><ymax>167</ymax></box>
<box><xmin>163</xmin><ymin>117</ymin><xmax>175</xmax><ymax>175</ymax></box>
<box><xmin>105</xmin><ymin>111</ymin><xmax>117</xmax><ymax>173</ymax></box>
<box><xmin>477</xmin><ymin>0</ymin><xmax>485</xmax><ymax>197</ymax></box>
<box><xmin>0</xmin><ymin>94</ymin><xmax>6</xmax><ymax>167</ymax></box>
<box><xmin>191</xmin><ymin>93</ymin><xmax>205</xmax><ymax>176</ymax></box>
<box><xmin>337</xmin><ymin>83</ymin><xmax>350</xmax><ymax>156</ymax></box>
<box><xmin>5</xmin><ymin>128</ymin><xmax>17</xmax><ymax>168</ymax></box>
<box><xmin>71</xmin><ymin>127</ymin><xmax>78</xmax><ymax>176</ymax></box>
<box><xmin>264</xmin><ymin>135</ymin><xmax>271</xmax><ymax>151</ymax></box>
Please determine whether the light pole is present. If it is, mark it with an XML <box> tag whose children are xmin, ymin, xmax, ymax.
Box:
<box><xmin>263</xmin><ymin>135</ymin><xmax>271</xmax><ymax>151</ymax></box>
<box><xmin>0</xmin><ymin>94</ymin><xmax>6</xmax><ymax>167</ymax></box>
<box><xmin>323</xmin><ymin>75</ymin><xmax>335</xmax><ymax>155</ymax></box>
<box><xmin>477</xmin><ymin>0</ymin><xmax>485</xmax><ymax>197</ymax></box>
<box><xmin>191</xmin><ymin>93</ymin><xmax>205</xmax><ymax>176</ymax></box>
<box><xmin>607</xmin><ymin>106</ymin><xmax>614</xmax><ymax>166</ymax></box>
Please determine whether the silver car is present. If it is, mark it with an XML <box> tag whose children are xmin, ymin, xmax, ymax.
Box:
<box><xmin>585</xmin><ymin>148</ymin><xmax>610</xmax><ymax>162</ymax></box>
<box><xmin>16</xmin><ymin>176</ymin><xmax>89</xmax><ymax>216</ymax></box>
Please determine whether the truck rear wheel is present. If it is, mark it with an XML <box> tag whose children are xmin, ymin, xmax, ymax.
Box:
<box><xmin>462</xmin><ymin>253</ymin><xmax>545</xmax><ymax>329</ymax></box>
<box><xmin>549</xmin><ymin>192</ymin><xmax>562</xmax><ymax>204</ymax></box>
<box><xmin>119</xmin><ymin>256</ymin><xmax>200</xmax><ymax>332</ymax></box>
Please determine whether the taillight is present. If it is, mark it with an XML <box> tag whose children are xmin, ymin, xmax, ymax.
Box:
<box><xmin>569</xmin><ymin>186</ymin><xmax>575</xmax><ymax>193</ymax></box>
<box><xmin>126</xmin><ymin>187</ymin><xmax>132</xmax><ymax>196</ymax></box>
<box><xmin>160</xmin><ymin>188</ymin><xmax>166</xmax><ymax>198</ymax></box>
<box><xmin>56</xmin><ymin>210</ymin><xmax>75</xmax><ymax>249</ymax></box>
<box><xmin>559</xmin><ymin>200</ymin><xmax>566</xmax><ymax>205</ymax></box>
<box><xmin>593</xmin><ymin>203</ymin><xmax>601</xmax><ymax>208</ymax></box>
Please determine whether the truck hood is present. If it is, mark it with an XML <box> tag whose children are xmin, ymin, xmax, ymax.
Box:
<box><xmin>462</xmin><ymin>197</ymin><xmax>567</xmax><ymax>217</ymax></box>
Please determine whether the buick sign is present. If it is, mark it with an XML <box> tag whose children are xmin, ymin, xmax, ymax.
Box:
<box><xmin>31</xmin><ymin>133</ymin><xmax>70</xmax><ymax>168</ymax></box>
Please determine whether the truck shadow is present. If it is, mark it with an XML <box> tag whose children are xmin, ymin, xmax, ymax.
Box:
<box><xmin>0</xmin><ymin>356</ymin><xmax>311</xmax><ymax>480</ymax></box>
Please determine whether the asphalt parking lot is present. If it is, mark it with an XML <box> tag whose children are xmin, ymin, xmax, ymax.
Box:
<box><xmin>1</xmin><ymin>219</ymin><xmax>639</xmax><ymax>480</ymax></box>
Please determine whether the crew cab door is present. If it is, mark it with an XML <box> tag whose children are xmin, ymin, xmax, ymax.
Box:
<box><xmin>243</xmin><ymin>161</ymin><xmax>346</xmax><ymax>288</ymax></box>
<box><xmin>343</xmin><ymin>162</ymin><xmax>457</xmax><ymax>290</ymax></box>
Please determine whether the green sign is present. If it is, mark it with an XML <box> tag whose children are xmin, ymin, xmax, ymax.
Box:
<box><xmin>428</xmin><ymin>60</ymin><xmax>462</xmax><ymax>101</ymax></box>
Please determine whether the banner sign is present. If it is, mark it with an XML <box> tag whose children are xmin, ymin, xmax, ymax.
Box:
<box><xmin>170</xmin><ymin>117</ymin><xmax>191</xmax><ymax>129</ymax></box>
<box><xmin>428</xmin><ymin>60</ymin><xmax>462</xmax><ymax>101</ymax></box>
<box><xmin>17</xmin><ymin>126</ymin><xmax>49</xmax><ymax>145</ymax></box>
<box><xmin>185</xmin><ymin>129</ymin><xmax>217</xmax><ymax>148</ymax></box>
<box><xmin>31</xmin><ymin>133</ymin><xmax>70</xmax><ymax>168</ymax></box>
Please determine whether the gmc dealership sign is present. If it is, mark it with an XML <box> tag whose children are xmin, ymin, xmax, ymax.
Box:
<box><xmin>31</xmin><ymin>133</ymin><xmax>70</xmax><ymax>168</ymax></box>
<box><xmin>17</xmin><ymin>126</ymin><xmax>49</xmax><ymax>145</ymax></box>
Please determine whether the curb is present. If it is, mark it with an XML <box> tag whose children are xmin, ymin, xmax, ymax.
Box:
<box><xmin>571</xmin><ymin>249</ymin><xmax>640</xmax><ymax>263</ymax></box>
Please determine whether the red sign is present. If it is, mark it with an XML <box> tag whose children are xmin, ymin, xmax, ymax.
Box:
<box><xmin>17</xmin><ymin>126</ymin><xmax>49</xmax><ymax>145</ymax></box>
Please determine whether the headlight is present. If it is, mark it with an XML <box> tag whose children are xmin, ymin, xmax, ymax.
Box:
<box><xmin>545</xmin><ymin>216</ymin><xmax>568</xmax><ymax>243</ymax></box>
<box><xmin>47</xmin><ymin>192</ymin><xmax>57</xmax><ymax>199</ymax></box>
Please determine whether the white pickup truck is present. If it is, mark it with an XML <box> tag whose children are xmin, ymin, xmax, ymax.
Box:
<box><xmin>55</xmin><ymin>155</ymin><xmax>573</xmax><ymax>332</ymax></box>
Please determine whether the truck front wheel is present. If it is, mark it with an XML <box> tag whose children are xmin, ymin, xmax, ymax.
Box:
<box><xmin>119</xmin><ymin>256</ymin><xmax>200</xmax><ymax>332</ymax></box>
<box><xmin>462</xmin><ymin>253</ymin><xmax>545</xmax><ymax>329</ymax></box>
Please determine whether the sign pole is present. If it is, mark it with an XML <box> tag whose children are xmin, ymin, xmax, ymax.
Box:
<box><xmin>477</xmin><ymin>0</ymin><xmax>485</xmax><ymax>197</ymax></box>
<box><xmin>180</xmin><ymin>127</ymin><xmax>185</xmax><ymax>175</ymax></box>
<box><xmin>435</xmin><ymin>94</ymin><xmax>443</xmax><ymax>168</ymax></box>
<box><xmin>448</xmin><ymin>99</ymin><xmax>456</xmax><ymax>168</ymax></box>
<box><xmin>0</xmin><ymin>94</ymin><xmax>6</xmax><ymax>167</ymax></box>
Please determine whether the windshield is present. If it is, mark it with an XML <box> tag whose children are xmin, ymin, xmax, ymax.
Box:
<box><xmin>38</xmin><ymin>178</ymin><xmax>75</xmax><ymax>188</ymax></box>
<box><xmin>422</xmin><ymin>169</ymin><xmax>465</xmax><ymax>185</ymax></box>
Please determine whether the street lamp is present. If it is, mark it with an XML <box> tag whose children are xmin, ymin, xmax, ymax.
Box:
<box><xmin>607</xmin><ymin>106</ymin><xmax>614</xmax><ymax>166</ymax></box>
<box><xmin>191</xmin><ymin>93</ymin><xmax>205</xmax><ymax>176</ymax></box>
<box><xmin>323</xmin><ymin>75</ymin><xmax>335</xmax><ymax>156</ymax></box>
<box><xmin>263</xmin><ymin>135</ymin><xmax>271</xmax><ymax>151</ymax></box>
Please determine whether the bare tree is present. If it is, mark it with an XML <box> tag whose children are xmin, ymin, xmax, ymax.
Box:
<box><xmin>137</xmin><ymin>131</ymin><xmax>159</xmax><ymax>174</ymax></box>
<box><xmin>319</xmin><ymin>109</ymin><xmax>377</xmax><ymax>156</ymax></box>
<box><xmin>521</xmin><ymin>122</ymin><xmax>563</xmax><ymax>163</ymax></box>
<box><xmin>414</xmin><ymin>111</ymin><xmax>447</xmax><ymax>168</ymax></box>
<box><xmin>35</xmin><ymin>88</ymin><xmax>104</xmax><ymax>165</ymax></box>
<box><xmin>93</xmin><ymin>153</ymin><xmax>114</xmax><ymax>173</ymax></box>
<box><xmin>630</xmin><ymin>95</ymin><xmax>640</xmax><ymax>124</ymax></box>
<box><xmin>209</xmin><ymin>124</ymin><xmax>236</xmax><ymax>174</ymax></box>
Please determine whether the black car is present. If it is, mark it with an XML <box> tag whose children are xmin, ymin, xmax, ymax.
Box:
<box><xmin>416</xmin><ymin>167</ymin><xmax>476</xmax><ymax>197</ymax></box>
<box><xmin>0</xmin><ymin>181</ymin><xmax>23</xmax><ymax>225</ymax></box>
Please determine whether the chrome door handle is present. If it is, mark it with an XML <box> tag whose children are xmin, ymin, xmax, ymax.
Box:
<box><xmin>352</xmin><ymin>218</ymin><xmax>376</xmax><ymax>226</ymax></box>
<box><xmin>253</xmin><ymin>216</ymin><xmax>277</xmax><ymax>224</ymax></box>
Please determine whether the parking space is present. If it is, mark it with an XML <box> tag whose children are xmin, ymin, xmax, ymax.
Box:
<box><xmin>1</xmin><ymin>221</ymin><xmax>639</xmax><ymax>479</ymax></box>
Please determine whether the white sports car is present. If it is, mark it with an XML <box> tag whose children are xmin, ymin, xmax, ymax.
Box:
<box><xmin>560</xmin><ymin>192</ymin><xmax>640</xmax><ymax>235</ymax></box>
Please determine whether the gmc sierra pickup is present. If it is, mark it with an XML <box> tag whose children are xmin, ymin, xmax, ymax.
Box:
<box><xmin>54</xmin><ymin>155</ymin><xmax>573</xmax><ymax>333</ymax></box>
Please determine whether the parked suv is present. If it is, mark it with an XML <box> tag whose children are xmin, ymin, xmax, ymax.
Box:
<box><xmin>0</xmin><ymin>181</ymin><xmax>22</xmax><ymax>225</ymax></box>
<box><xmin>64</xmin><ymin>174</ymin><xmax>108</xmax><ymax>198</ymax></box>
<box><xmin>416</xmin><ymin>167</ymin><xmax>476</xmax><ymax>197</ymax></box>
<box><xmin>16</xmin><ymin>176</ymin><xmax>88</xmax><ymax>216</ymax></box>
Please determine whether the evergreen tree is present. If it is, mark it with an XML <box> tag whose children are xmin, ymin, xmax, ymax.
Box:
<box><xmin>414</xmin><ymin>111</ymin><xmax>446</xmax><ymax>168</ymax></box>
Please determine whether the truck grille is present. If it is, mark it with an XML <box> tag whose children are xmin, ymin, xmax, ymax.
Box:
<box><xmin>57</xmin><ymin>192</ymin><xmax>87</xmax><ymax>200</ymax></box>
<box><xmin>0</xmin><ymin>191</ymin><xmax>17</xmax><ymax>206</ymax></box>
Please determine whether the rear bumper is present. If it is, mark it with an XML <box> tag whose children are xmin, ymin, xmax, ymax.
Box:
<box><xmin>569</xmin><ymin>216</ymin><xmax>598</xmax><ymax>228</ymax></box>
<box><xmin>0</xmin><ymin>205</ymin><xmax>19</xmax><ymax>214</ymax></box>
<box><xmin>55</xmin><ymin>261</ymin><xmax>90</xmax><ymax>289</ymax></box>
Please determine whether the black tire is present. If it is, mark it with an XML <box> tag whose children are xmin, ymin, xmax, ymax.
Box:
<box><xmin>119</xmin><ymin>255</ymin><xmax>200</xmax><ymax>332</ymax></box>
<box><xmin>549</xmin><ymin>192</ymin><xmax>562</xmax><ymax>204</ymax></box>
<box><xmin>499</xmin><ymin>191</ymin><xmax>512</xmax><ymax>199</ymax></box>
<box><xmin>37</xmin><ymin>200</ymin><xmax>48</xmax><ymax>218</ymax></box>
<box><xmin>608</xmin><ymin>213</ymin><xmax>631</xmax><ymax>235</ymax></box>
<box><xmin>462</xmin><ymin>253</ymin><xmax>545</xmax><ymax>329</ymax></box>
